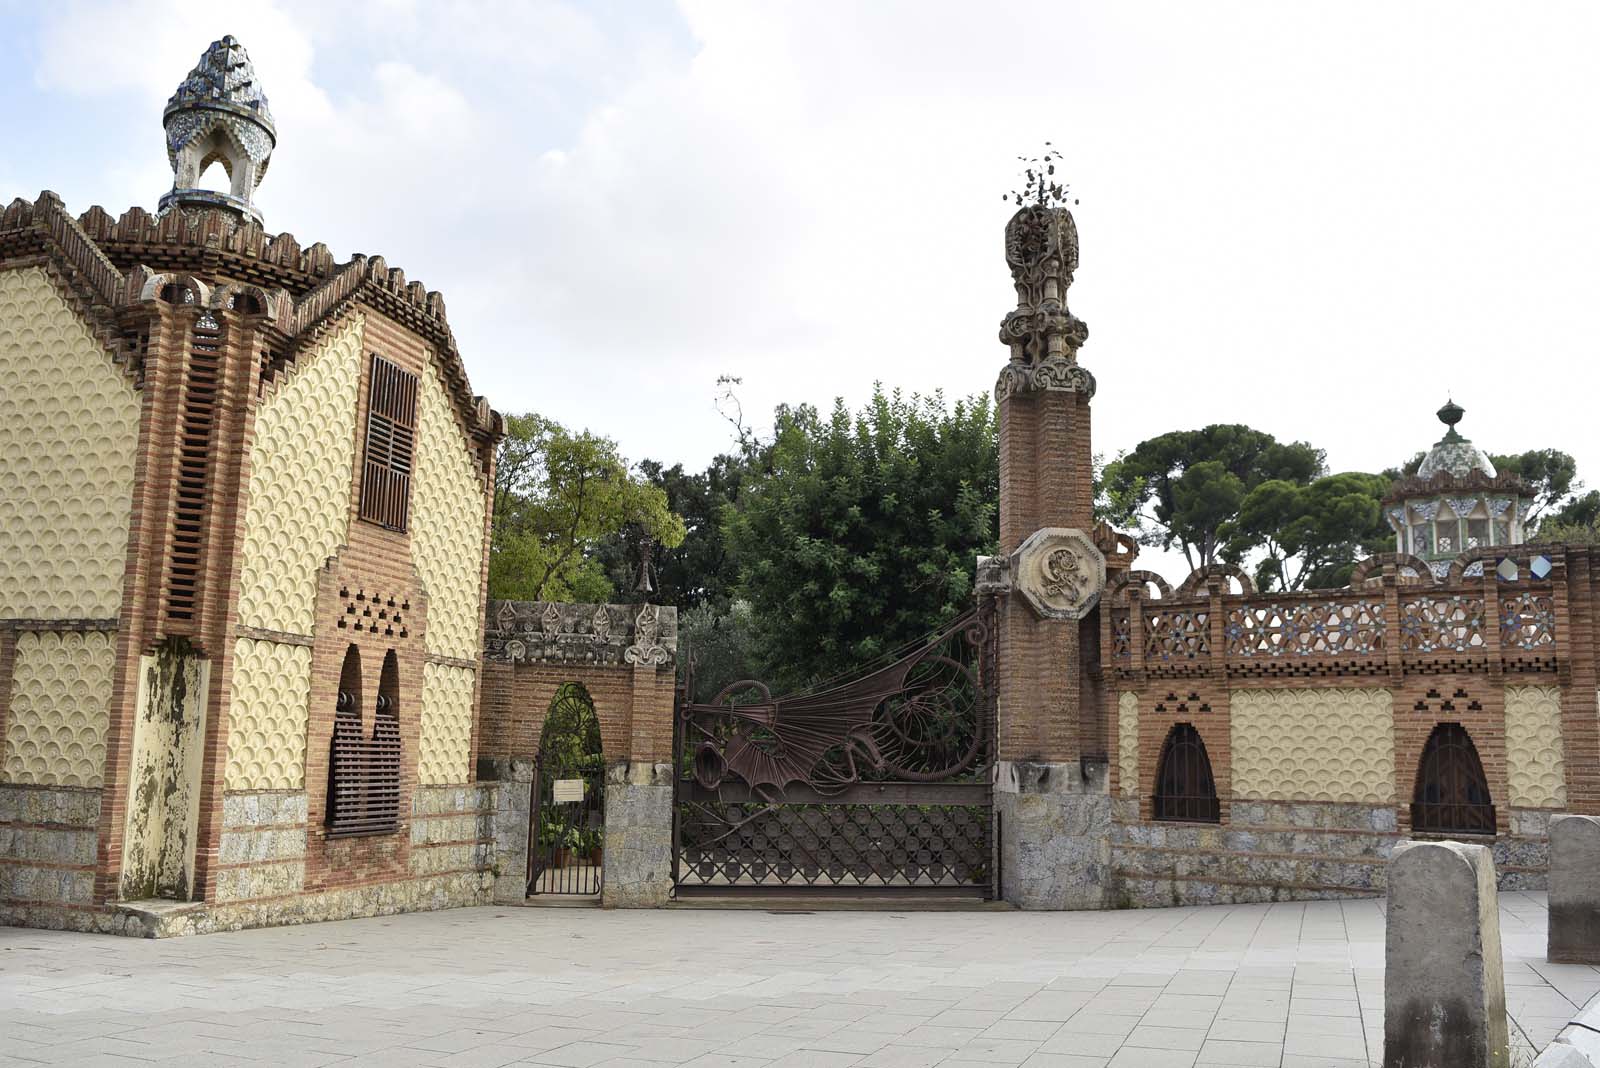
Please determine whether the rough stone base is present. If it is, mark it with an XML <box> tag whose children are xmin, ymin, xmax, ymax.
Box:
<box><xmin>480</xmin><ymin>757</ymin><xmax>535</xmax><ymax>903</ymax></box>
<box><xmin>602</xmin><ymin>762</ymin><xmax>672</xmax><ymax>908</ymax></box>
<box><xmin>995</xmin><ymin>760</ymin><xmax>1111</xmax><ymax>910</ymax></box>
<box><xmin>0</xmin><ymin>870</ymin><xmax>492</xmax><ymax>937</ymax></box>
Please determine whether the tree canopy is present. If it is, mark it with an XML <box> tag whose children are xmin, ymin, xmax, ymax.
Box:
<box><xmin>489</xmin><ymin>413</ymin><xmax>684</xmax><ymax>603</ymax></box>
<box><xmin>724</xmin><ymin>386</ymin><xmax>997</xmax><ymax>692</ymax></box>
<box><xmin>1220</xmin><ymin>472</ymin><xmax>1392</xmax><ymax>591</ymax></box>
<box><xmin>1099</xmin><ymin>425</ymin><xmax>1324</xmax><ymax>570</ymax></box>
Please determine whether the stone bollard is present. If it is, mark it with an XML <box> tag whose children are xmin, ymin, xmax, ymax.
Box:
<box><xmin>1549</xmin><ymin>815</ymin><xmax>1600</xmax><ymax>964</ymax></box>
<box><xmin>1384</xmin><ymin>840</ymin><xmax>1509</xmax><ymax>1068</ymax></box>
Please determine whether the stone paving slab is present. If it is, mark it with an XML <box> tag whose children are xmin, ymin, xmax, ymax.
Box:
<box><xmin>0</xmin><ymin>892</ymin><xmax>1586</xmax><ymax>1067</ymax></box>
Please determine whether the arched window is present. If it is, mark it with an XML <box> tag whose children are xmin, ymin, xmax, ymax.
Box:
<box><xmin>326</xmin><ymin>646</ymin><xmax>403</xmax><ymax>837</ymax></box>
<box><xmin>1153</xmin><ymin>723</ymin><xmax>1220</xmax><ymax>823</ymax></box>
<box><xmin>1411</xmin><ymin>723</ymin><xmax>1495</xmax><ymax>835</ymax></box>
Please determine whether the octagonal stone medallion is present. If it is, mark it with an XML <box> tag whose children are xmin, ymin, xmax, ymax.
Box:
<box><xmin>1010</xmin><ymin>527</ymin><xmax>1106</xmax><ymax>621</ymax></box>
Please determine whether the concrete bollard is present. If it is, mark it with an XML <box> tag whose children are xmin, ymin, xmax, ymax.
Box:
<box><xmin>1384</xmin><ymin>840</ymin><xmax>1509</xmax><ymax>1068</ymax></box>
<box><xmin>1549</xmin><ymin>815</ymin><xmax>1600</xmax><ymax>964</ymax></box>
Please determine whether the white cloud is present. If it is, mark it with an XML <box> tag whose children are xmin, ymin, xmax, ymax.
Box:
<box><xmin>14</xmin><ymin>0</ymin><xmax>1600</xmax><ymax>588</ymax></box>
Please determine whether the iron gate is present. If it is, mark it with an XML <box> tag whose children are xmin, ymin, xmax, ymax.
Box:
<box><xmin>673</xmin><ymin>606</ymin><xmax>996</xmax><ymax>896</ymax></box>
<box><xmin>527</xmin><ymin>683</ymin><xmax>606</xmax><ymax>896</ymax></box>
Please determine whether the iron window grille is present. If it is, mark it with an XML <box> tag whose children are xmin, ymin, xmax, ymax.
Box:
<box><xmin>326</xmin><ymin>647</ymin><xmax>402</xmax><ymax>837</ymax></box>
<box><xmin>1411</xmin><ymin>722</ymin><xmax>1495</xmax><ymax>836</ymax></box>
<box><xmin>358</xmin><ymin>354</ymin><xmax>418</xmax><ymax>532</ymax></box>
<box><xmin>1153</xmin><ymin>722</ymin><xmax>1221</xmax><ymax>823</ymax></box>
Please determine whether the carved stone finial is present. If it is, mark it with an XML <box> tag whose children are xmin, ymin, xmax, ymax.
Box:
<box><xmin>158</xmin><ymin>36</ymin><xmax>276</xmax><ymax>226</ymax></box>
<box><xmin>998</xmin><ymin>206</ymin><xmax>1089</xmax><ymax>365</ymax></box>
<box><xmin>625</xmin><ymin>604</ymin><xmax>671</xmax><ymax>666</ymax></box>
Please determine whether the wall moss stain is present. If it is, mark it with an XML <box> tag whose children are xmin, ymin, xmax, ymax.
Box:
<box><xmin>120</xmin><ymin>644</ymin><xmax>209</xmax><ymax>902</ymax></box>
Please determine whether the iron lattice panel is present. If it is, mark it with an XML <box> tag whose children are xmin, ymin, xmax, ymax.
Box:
<box><xmin>677</xmin><ymin>800</ymin><xmax>991</xmax><ymax>889</ymax></box>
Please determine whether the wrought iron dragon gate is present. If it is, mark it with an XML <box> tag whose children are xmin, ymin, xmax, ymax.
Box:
<box><xmin>673</xmin><ymin>606</ymin><xmax>997</xmax><ymax>896</ymax></box>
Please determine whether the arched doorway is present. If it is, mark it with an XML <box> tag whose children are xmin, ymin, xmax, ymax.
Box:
<box><xmin>1411</xmin><ymin>723</ymin><xmax>1495</xmax><ymax>835</ymax></box>
<box><xmin>527</xmin><ymin>683</ymin><xmax>606</xmax><ymax>896</ymax></box>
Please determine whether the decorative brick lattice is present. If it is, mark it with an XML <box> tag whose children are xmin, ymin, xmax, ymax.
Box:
<box><xmin>1110</xmin><ymin>610</ymin><xmax>1131</xmax><ymax>659</ymax></box>
<box><xmin>418</xmin><ymin>661</ymin><xmax>474</xmax><ymax>785</ymax></box>
<box><xmin>2</xmin><ymin>631</ymin><xmax>117</xmax><ymax>788</ymax></box>
<box><xmin>411</xmin><ymin>359</ymin><xmax>486</xmax><ymax>660</ymax></box>
<box><xmin>236</xmin><ymin>314</ymin><xmax>363</xmax><ymax>634</ymax></box>
<box><xmin>1231</xmin><ymin>687</ymin><xmax>1395</xmax><ymax>804</ymax></box>
<box><xmin>1225</xmin><ymin>599</ymin><xmax>1383</xmax><ymax>658</ymax></box>
<box><xmin>1399</xmin><ymin>594</ymin><xmax>1486</xmax><ymax>654</ymax></box>
<box><xmin>1500</xmin><ymin>592</ymin><xmax>1556</xmax><ymax>650</ymax></box>
<box><xmin>1143</xmin><ymin>609</ymin><xmax>1209</xmax><ymax>661</ymax></box>
<box><xmin>677</xmin><ymin>802</ymin><xmax>991</xmax><ymax>888</ymax></box>
<box><xmin>1504</xmin><ymin>685</ymin><xmax>1565</xmax><ymax>808</ymax></box>
<box><xmin>0</xmin><ymin>268</ymin><xmax>138</xmax><ymax>619</ymax></box>
<box><xmin>225</xmin><ymin>638</ymin><xmax>311</xmax><ymax>790</ymax></box>
<box><xmin>1117</xmin><ymin>692</ymin><xmax>1139</xmax><ymax>798</ymax></box>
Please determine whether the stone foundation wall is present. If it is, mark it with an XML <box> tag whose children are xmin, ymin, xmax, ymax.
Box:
<box><xmin>216</xmin><ymin>790</ymin><xmax>308</xmax><ymax>903</ymax></box>
<box><xmin>601</xmin><ymin>762</ymin><xmax>673</xmax><ymax>908</ymax></box>
<box><xmin>0</xmin><ymin>784</ymin><xmax>99</xmax><ymax>910</ymax></box>
<box><xmin>1109</xmin><ymin>798</ymin><xmax>1551</xmax><ymax>907</ymax></box>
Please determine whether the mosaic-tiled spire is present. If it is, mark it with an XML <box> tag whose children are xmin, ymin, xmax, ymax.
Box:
<box><xmin>158</xmin><ymin>36</ymin><xmax>276</xmax><ymax>226</ymax></box>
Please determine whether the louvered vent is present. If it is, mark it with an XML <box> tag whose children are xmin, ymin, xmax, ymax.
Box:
<box><xmin>358</xmin><ymin>355</ymin><xmax>418</xmax><ymax>532</ymax></box>
<box><xmin>166</xmin><ymin>311</ymin><xmax>222</xmax><ymax>621</ymax></box>
<box><xmin>327</xmin><ymin>647</ymin><xmax>402</xmax><ymax>837</ymax></box>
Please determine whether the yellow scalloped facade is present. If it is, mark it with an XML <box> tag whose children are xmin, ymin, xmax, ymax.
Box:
<box><xmin>2</xmin><ymin>631</ymin><xmax>117</xmax><ymax>788</ymax></box>
<box><xmin>0</xmin><ymin>268</ymin><xmax>138</xmax><ymax>619</ymax></box>
<box><xmin>410</xmin><ymin>359</ymin><xmax>486</xmax><ymax>661</ymax></box>
<box><xmin>1231</xmin><ymin>687</ymin><xmax>1395</xmax><ymax>804</ymax></box>
<box><xmin>1118</xmin><ymin>692</ymin><xmax>1139</xmax><ymax>798</ymax></box>
<box><xmin>225</xmin><ymin>638</ymin><xmax>312</xmax><ymax>791</ymax></box>
<box><xmin>235</xmin><ymin>314</ymin><xmax>364</xmax><ymax>635</ymax></box>
<box><xmin>1506</xmin><ymin>685</ymin><xmax>1565</xmax><ymax>808</ymax></box>
<box><xmin>418</xmin><ymin>661</ymin><xmax>475</xmax><ymax>785</ymax></box>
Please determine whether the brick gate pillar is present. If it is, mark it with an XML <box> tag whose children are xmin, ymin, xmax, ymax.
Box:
<box><xmin>989</xmin><ymin>205</ymin><xmax>1111</xmax><ymax>909</ymax></box>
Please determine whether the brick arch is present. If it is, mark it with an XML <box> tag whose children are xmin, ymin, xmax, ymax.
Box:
<box><xmin>1176</xmin><ymin>562</ymin><xmax>1255</xmax><ymax>598</ymax></box>
<box><xmin>1395</xmin><ymin>678</ymin><xmax>1507</xmax><ymax>836</ymax></box>
<box><xmin>1152</xmin><ymin>722</ymin><xmax>1221</xmax><ymax>823</ymax></box>
<box><xmin>1136</xmin><ymin>687</ymin><xmax>1231</xmax><ymax>823</ymax></box>
<box><xmin>1347</xmin><ymin>552</ymin><xmax>1437</xmax><ymax>588</ymax></box>
<box><xmin>1410</xmin><ymin>722</ymin><xmax>1495</xmax><ymax>836</ymax></box>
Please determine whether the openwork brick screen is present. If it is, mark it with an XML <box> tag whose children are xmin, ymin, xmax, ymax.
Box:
<box><xmin>1106</xmin><ymin>549</ymin><xmax>1563</xmax><ymax>681</ymax></box>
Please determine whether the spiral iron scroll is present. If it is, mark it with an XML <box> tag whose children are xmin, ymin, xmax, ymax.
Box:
<box><xmin>679</xmin><ymin>607</ymin><xmax>995</xmax><ymax>798</ymax></box>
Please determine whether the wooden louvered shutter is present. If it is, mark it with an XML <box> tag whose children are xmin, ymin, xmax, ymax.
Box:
<box><xmin>358</xmin><ymin>355</ymin><xmax>418</xmax><ymax>532</ymax></box>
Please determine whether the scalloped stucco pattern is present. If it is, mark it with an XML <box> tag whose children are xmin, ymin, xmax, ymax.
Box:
<box><xmin>1506</xmin><ymin>685</ymin><xmax>1565</xmax><ymax>808</ymax></box>
<box><xmin>411</xmin><ymin>360</ymin><xmax>485</xmax><ymax>660</ymax></box>
<box><xmin>235</xmin><ymin>314</ymin><xmax>364</xmax><ymax>635</ymax></box>
<box><xmin>1118</xmin><ymin>692</ymin><xmax>1139</xmax><ymax>798</ymax></box>
<box><xmin>2</xmin><ymin>631</ymin><xmax>116</xmax><ymax>787</ymax></box>
<box><xmin>225</xmin><ymin>638</ymin><xmax>311</xmax><ymax>790</ymax></box>
<box><xmin>0</xmin><ymin>268</ymin><xmax>138</xmax><ymax>619</ymax></box>
<box><xmin>418</xmin><ymin>661</ymin><xmax>474</xmax><ymax>785</ymax></box>
<box><xmin>1231</xmin><ymin>688</ymin><xmax>1395</xmax><ymax>804</ymax></box>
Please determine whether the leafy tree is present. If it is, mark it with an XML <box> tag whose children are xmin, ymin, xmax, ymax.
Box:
<box><xmin>594</xmin><ymin>454</ymin><xmax>750</xmax><ymax>610</ymax></box>
<box><xmin>489</xmin><ymin>413</ymin><xmax>685</xmax><ymax>602</ymax></box>
<box><xmin>725</xmin><ymin>386</ymin><xmax>997</xmax><ymax>692</ymax></box>
<box><xmin>1492</xmin><ymin>450</ymin><xmax>1580</xmax><ymax>522</ymax></box>
<box><xmin>1100</xmin><ymin>426</ymin><xmax>1324</xmax><ymax>570</ymax></box>
<box><xmin>1536</xmin><ymin>489</ymin><xmax>1600</xmax><ymax>544</ymax></box>
<box><xmin>678</xmin><ymin>600</ymin><xmax>758</xmax><ymax>703</ymax></box>
<box><xmin>1221</xmin><ymin>472</ymin><xmax>1392</xmax><ymax>591</ymax></box>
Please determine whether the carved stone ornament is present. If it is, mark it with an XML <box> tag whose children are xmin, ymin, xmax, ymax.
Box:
<box><xmin>974</xmin><ymin>554</ymin><xmax>1013</xmax><ymax>598</ymax></box>
<box><xmin>625</xmin><ymin>604</ymin><xmax>671</xmax><ymax>666</ymax></box>
<box><xmin>994</xmin><ymin>355</ymin><xmax>1097</xmax><ymax>402</ymax></box>
<box><xmin>1010</xmin><ymin>527</ymin><xmax>1107</xmax><ymax>621</ymax></box>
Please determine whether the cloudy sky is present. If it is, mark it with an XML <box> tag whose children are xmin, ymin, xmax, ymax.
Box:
<box><xmin>3</xmin><ymin>1</ymin><xmax>1596</xmax><ymax>583</ymax></box>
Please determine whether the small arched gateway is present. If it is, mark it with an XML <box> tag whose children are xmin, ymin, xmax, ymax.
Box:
<box><xmin>528</xmin><ymin>684</ymin><xmax>605</xmax><ymax>896</ymax></box>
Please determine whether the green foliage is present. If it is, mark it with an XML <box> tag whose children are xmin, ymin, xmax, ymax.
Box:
<box><xmin>1100</xmin><ymin>425</ymin><xmax>1324</xmax><ymax>569</ymax></box>
<box><xmin>678</xmin><ymin>600</ymin><xmax>758</xmax><ymax>703</ymax></box>
<box><xmin>725</xmin><ymin>386</ymin><xmax>997</xmax><ymax>693</ymax></box>
<box><xmin>489</xmin><ymin>413</ymin><xmax>685</xmax><ymax>602</ymax></box>
<box><xmin>537</xmin><ymin>684</ymin><xmax>603</xmax><ymax>773</ymax></box>
<box><xmin>594</xmin><ymin>454</ymin><xmax>751</xmax><ymax>610</ymax></box>
<box><xmin>1492</xmin><ymin>449</ymin><xmax>1580</xmax><ymax>520</ymax></box>
<box><xmin>1537</xmin><ymin>489</ymin><xmax>1600</xmax><ymax>544</ymax></box>
<box><xmin>1221</xmin><ymin>472</ymin><xmax>1392</xmax><ymax>591</ymax></box>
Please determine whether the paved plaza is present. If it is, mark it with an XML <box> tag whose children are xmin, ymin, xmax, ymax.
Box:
<box><xmin>1</xmin><ymin>892</ymin><xmax>1591</xmax><ymax>1067</ymax></box>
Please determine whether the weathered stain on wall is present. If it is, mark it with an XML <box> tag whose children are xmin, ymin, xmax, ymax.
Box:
<box><xmin>418</xmin><ymin>662</ymin><xmax>475</xmax><ymax>785</ymax></box>
<box><xmin>1117</xmin><ymin>691</ymin><xmax>1139</xmax><ymax>799</ymax></box>
<box><xmin>224</xmin><ymin>638</ymin><xmax>311</xmax><ymax>791</ymax></box>
<box><xmin>235</xmin><ymin>314</ymin><xmax>364</xmax><ymax>635</ymax></box>
<box><xmin>410</xmin><ymin>358</ymin><xmax>486</xmax><ymax>661</ymax></box>
<box><xmin>1505</xmin><ymin>685</ymin><xmax>1566</xmax><ymax>808</ymax></box>
<box><xmin>0</xmin><ymin>267</ymin><xmax>138</xmax><ymax>619</ymax></box>
<box><xmin>1231</xmin><ymin>688</ymin><xmax>1395</xmax><ymax>804</ymax></box>
<box><xmin>2</xmin><ymin>630</ymin><xmax>117</xmax><ymax>788</ymax></box>
<box><xmin>120</xmin><ymin>643</ymin><xmax>209</xmax><ymax>901</ymax></box>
